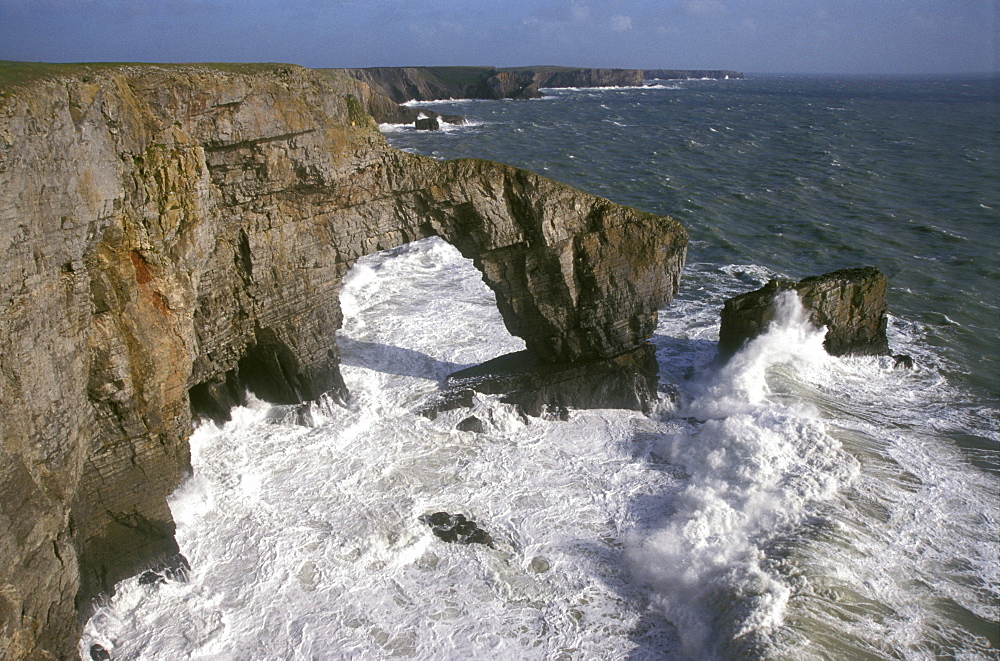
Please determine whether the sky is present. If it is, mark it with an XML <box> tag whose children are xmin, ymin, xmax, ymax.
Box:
<box><xmin>1</xmin><ymin>0</ymin><xmax>997</xmax><ymax>75</ymax></box>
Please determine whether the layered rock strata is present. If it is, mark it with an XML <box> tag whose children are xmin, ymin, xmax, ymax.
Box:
<box><xmin>0</xmin><ymin>63</ymin><xmax>686</xmax><ymax>658</ymax></box>
<box><xmin>718</xmin><ymin>267</ymin><xmax>890</xmax><ymax>357</ymax></box>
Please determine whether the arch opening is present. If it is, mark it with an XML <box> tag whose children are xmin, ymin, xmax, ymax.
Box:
<box><xmin>334</xmin><ymin>235</ymin><xmax>526</xmax><ymax>409</ymax></box>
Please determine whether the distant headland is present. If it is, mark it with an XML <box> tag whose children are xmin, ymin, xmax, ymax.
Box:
<box><xmin>332</xmin><ymin>65</ymin><xmax>743</xmax><ymax>104</ymax></box>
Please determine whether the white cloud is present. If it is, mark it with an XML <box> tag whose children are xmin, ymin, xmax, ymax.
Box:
<box><xmin>610</xmin><ymin>14</ymin><xmax>632</xmax><ymax>31</ymax></box>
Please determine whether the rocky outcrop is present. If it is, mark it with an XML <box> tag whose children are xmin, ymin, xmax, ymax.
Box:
<box><xmin>0</xmin><ymin>63</ymin><xmax>686</xmax><ymax>658</ymax></box>
<box><xmin>426</xmin><ymin>343</ymin><xmax>660</xmax><ymax>418</ymax></box>
<box><xmin>718</xmin><ymin>267</ymin><xmax>889</xmax><ymax>358</ymax></box>
<box><xmin>414</xmin><ymin>115</ymin><xmax>440</xmax><ymax>130</ymax></box>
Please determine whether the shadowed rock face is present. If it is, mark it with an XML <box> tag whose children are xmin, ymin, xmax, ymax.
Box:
<box><xmin>0</xmin><ymin>64</ymin><xmax>686</xmax><ymax>658</ymax></box>
<box><xmin>718</xmin><ymin>267</ymin><xmax>889</xmax><ymax>358</ymax></box>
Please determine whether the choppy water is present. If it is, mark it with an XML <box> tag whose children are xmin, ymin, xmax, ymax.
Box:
<box><xmin>82</xmin><ymin>77</ymin><xmax>999</xmax><ymax>659</ymax></box>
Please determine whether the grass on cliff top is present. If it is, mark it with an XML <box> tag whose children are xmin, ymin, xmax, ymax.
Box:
<box><xmin>0</xmin><ymin>61</ymin><xmax>302</xmax><ymax>92</ymax></box>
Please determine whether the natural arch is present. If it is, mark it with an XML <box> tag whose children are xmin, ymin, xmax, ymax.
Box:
<box><xmin>0</xmin><ymin>65</ymin><xmax>687</xmax><ymax>658</ymax></box>
<box><xmin>187</xmin><ymin>155</ymin><xmax>687</xmax><ymax>420</ymax></box>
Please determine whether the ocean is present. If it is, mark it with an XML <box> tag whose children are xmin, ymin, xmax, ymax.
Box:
<box><xmin>81</xmin><ymin>76</ymin><xmax>999</xmax><ymax>660</ymax></box>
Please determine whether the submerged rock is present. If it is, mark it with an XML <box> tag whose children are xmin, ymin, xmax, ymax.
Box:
<box><xmin>893</xmin><ymin>354</ymin><xmax>915</xmax><ymax>369</ymax></box>
<box><xmin>89</xmin><ymin>644</ymin><xmax>111</xmax><ymax>661</ymax></box>
<box><xmin>138</xmin><ymin>553</ymin><xmax>190</xmax><ymax>588</ymax></box>
<box><xmin>718</xmin><ymin>267</ymin><xmax>889</xmax><ymax>358</ymax></box>
<box><xmin>456</xmin><ymin>415</ymin><xmax>486</xmax><ymax>433</ymax></box>
<box><xmin>420</xmin><ymin>512</ymin><xmax>494</xmax><ymax>547</ymax></box>
<box><xmin>528</xmin><ymin>556</ymin><xmax>551</xmax><ymax>573</ymax></box>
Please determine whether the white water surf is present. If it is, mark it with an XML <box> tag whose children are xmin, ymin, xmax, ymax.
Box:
<box><xmin>80</xmin><ymin>238</ymin><xmax>999</xmax><ymax>660</ymax></box>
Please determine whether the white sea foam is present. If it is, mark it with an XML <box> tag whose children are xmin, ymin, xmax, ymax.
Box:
<box><xmin>379</xmin><ymin>119</ymin><xmax>482</xmax><ymax>136</ymax></box>
<box><xmin>79</xmin><ymin>243</ymin><xmax>1000</xmax><ymax>660</ymax></box>
<box><xmin>80</xmin><ymin>239</ymin><xmax>680</xmax><ymax>659</ymax></box>
<box><xmin>630</xmin><ymin>293</ymin><xmax>858</xmax><ymax>658</ymax></box>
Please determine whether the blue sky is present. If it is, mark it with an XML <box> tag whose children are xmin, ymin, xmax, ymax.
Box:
<box><xmin>1</xmin><ymin>0</ymin><xmax>996</xmax><ymax>74</ymax></box>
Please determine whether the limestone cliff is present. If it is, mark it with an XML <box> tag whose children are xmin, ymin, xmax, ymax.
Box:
<box><xmin>0</xmin><ymin>63</ymin><xmax>686</xmax><ymax>658</ymax></box>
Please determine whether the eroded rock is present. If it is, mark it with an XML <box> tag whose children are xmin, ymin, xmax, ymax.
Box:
<box><xmin>443</xmin><ymin>343</ymin><xmax>660</xmax><ymax>416</ymax></box>
<box><xmin>718</xmin><ymin>267</ymin><xmax>889</xmax><ymax>358</ymax></box>
<box><xmin>0</xmin><ymin>63</ymin><xmax>685</xmax><ymax>657</ymax></box>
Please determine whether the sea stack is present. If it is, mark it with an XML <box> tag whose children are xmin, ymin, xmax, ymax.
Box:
<box><xmin>718</xmin><ymin>267</ymin><xmax>890</xmax><ymax>358</ymax></box>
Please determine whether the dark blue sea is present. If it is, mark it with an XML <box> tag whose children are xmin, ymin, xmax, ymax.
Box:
<box><xmin>83</xmin><ymin>76</ymin><xmax>999</xmax><ymax>660</ymax></box>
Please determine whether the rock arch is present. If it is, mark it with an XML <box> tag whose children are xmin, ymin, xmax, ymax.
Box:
<box><xmin>0</xmin><ymin>65</ymin><xmax>686</xmax><ymax>657</ymax></box>
<box><xmin>189</xmin><ymin>154</ymin><xmax>688</xmax><ymax>420</ymax></box>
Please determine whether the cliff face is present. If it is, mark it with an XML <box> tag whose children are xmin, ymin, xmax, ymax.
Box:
<box><xmin>339</xmin><ymin>66</ymin><xmax>745</xmax><ymax>103</ymax></box>
<box><xmin>0</xmin><ymin>64</ymin><xmax>686</xmax><ymax>658</ymax></box>
<box><xmin>534</xmin><ymin>68</ymin><xmax>644</xmax><ymax>88</ymax></box>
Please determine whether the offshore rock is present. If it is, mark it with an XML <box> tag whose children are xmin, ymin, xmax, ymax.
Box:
<box><xmin>718</xmin><ymin>267</ymin><xmax>890</xmax><ymax>358</ymax></box>
<box><xmin>456</xmin><ymin>415</ymin><xmax>487</xmax><ymax>433</ymax></box>
<box><xmin>414</xmin><ymin>115</ymin><xmax>440</xmax><ymax>131</ymax></box>
<box><xmin>0</xmin><ymin>62</ymin><xmax>686</xmax><ymax>658</ymax></box>
<box><xmin>419</xmin><ymin>512</ymin><xmax>494</xmax><ymax>547</ymax></box>
<box><xmin>89</xmin><ymin>644</ymin><xmax>111</xmax><ymax>661</ymax></box>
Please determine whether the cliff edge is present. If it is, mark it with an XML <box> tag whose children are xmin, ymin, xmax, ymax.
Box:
<box><xmin>0</xmin><ymin>63</ymin><xmax>686</xmax><ymax>657</ymax></box>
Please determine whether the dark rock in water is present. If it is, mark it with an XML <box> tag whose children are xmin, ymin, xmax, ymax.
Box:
<box><xmin>719</xmin><ymin>267</ymin><xmax>889</xmax><ymax>358</ymax></box>
<box><xmin>415</xmin><ymin>116</ymin><xmax>440</xmax><ymax>130</ymax></box>
<box><xmin>138</xmin><ymin>552</ymin><xmax>191</xmax><ymax>588</ymax></box>
<box><xmin>441</xmin><ymin>343</ymin><xmax>660</xmax><ymax>416</ymax></box>
<box><xmin>528</xmin><ymin>556</ymin><xmax>551</xmax><ymax>573</ymax></box>
<box><xmin>418</xmin><ymin>388</ymin><xmax>477</xmax><ymax>420</ymax></box>
<box><xmin>90</xmin><ymin>644</ymin><xmax>112</xmax><ymax>661</ymax></box>
<box><xmin>420</xmin><ymin>512</ymin><xmax>494</xmax><ymax>547</ymax></box>
<box><xmin>456</xmin><ymin>415</ymin><xmax>486</xmax><ymax>433</ymax></box>
<box><xmin>138</xmin><ymin>570</ymin><xmax>166</xmax><ymax>586</ymax></box>
<box><xmin>893</xmin><ymin>354</ymin><xmax>914</xmax><ymax>369</ymax></box>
